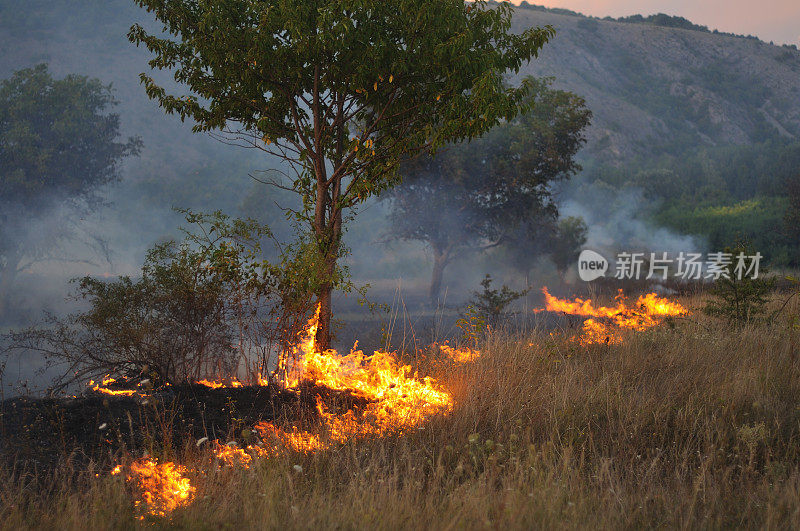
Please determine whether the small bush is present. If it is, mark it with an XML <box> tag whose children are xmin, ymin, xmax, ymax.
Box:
<box><xmin>467</xmin><ymin>275</ymin><xmax>528</xmax><ymax>328</ymax></box>
<box><xmin>4</xmin><ymin>211</ymin><xmax>318</xmax><ymax>390</ymax></box>
<box><xmin>703</xmin><ymin>243</ymin><xmax>775</xmax><ymax>325</ymax></box>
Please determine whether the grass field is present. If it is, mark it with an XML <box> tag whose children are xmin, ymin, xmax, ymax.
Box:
<box><xmin>2</xmin><ymin>292</ymin><xmax>800</xmax><ymax>529</ymax></box>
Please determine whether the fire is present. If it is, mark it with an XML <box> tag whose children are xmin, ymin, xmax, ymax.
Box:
<box><xmin>439</xmin><ymin>343</ymin><xmax>480</xmax><ymax>363</ymax></box>
<box><xmin>214</xmin><ymin>305</ymin><xmax>456</xmax><ymax>463</ymax></box>
<box><xmin>89</xmin><ymin>376</ymin><xmax>137</xmax><ymax>396</ymax></box>
<box><xmin>536</xmin><ymin>288</ymin><xmax>687</xmax><ymax>345</ymax></box>
<box><xmin>579</xmin><ymin>318</ymin><xmax>623</xmax><ymax>346</ymax></box>
<box><xmin>284</xmin><ymin>305</ymin><xmax>453</xmax><ymax>432</ymax></box>
<box><xmin>126</xmin><ymin>459</ymin><xmax>196</xmax><ymax>518</ymax></box>
<box><xmin>197</xmin><ymin>378</ymin><xmax>244</xmax><ymax>389</ymax></box>
<box><xmin>212</xmin><ymin>442</ymin><xmax>253</xmax><ymax>467</ymax></box>
<box><xmin>113</xmin><ymin>303</ymin><xmax>462</xmax><ymax>515</ymax></box>
<box><xmin>253</xmin><ymin>422</ymin><xmax>324</xmax><ymax>453</ymax></box>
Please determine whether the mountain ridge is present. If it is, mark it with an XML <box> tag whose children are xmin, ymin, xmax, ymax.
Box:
<box><xmin>506</xmin><ymin>5</ymin><xmax>800</xmax><ymax>162</ymax></box>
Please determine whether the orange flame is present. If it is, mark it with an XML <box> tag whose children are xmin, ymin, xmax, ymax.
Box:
<box><xmin>536</xmin><ymin>288</ymin><xmax>687</xmax><ymax>345</ymax></box>
<box><xmin>89</xmin><ymin>376</ymin><xmax>137</xmax><ymax>396</ymax></box>
<box><xmin>126</xmin><ymin>459</ymin><xmax>195</xmax><ymax>518</ymax></box>
<box><xmin>439</xmin><ymin>343</ymin><xmax>481</xmax><ymax>363</ymax></box>
<box><xmin>285</xmin><ymin>305</ymin><xmax>453</xmax><ymax>431</ymax></box>
<box><xmin>212</xmin><ymin>442</ymin><xmax>253</xmax><ymax>467</ymax></box>
<box><xmin>197</xmin><ymin>378</ymin><xmax>244</xmax><ymax>389</ymax></box>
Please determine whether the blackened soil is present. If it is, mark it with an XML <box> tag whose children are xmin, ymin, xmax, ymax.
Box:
<box><xmin>0</xmin><ymin>382</ymin><xmax>370</xmax><ymax>471</ymax></box>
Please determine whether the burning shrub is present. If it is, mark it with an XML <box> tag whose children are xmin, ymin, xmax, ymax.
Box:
<box><xmin>4</xmin><ymin>211</ymin><xmax>317</xmax><ymax>390</ymax></box>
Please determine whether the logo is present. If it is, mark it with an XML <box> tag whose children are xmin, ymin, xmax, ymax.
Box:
<box><xmin>578</xmin><ymin>249</ymin><xmax>608</xmax><ymax>281</ymax></box>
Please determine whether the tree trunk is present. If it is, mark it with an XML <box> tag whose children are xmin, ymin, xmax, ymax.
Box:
<box><xmin>429</xmin><ymin>247</ymin><xmax>449</xmax><ymax>308</ymax></box>
<box><xmin>316</xmin><ymin>279</ymin><xmax>333</xmax><ymax>351</ymax></box>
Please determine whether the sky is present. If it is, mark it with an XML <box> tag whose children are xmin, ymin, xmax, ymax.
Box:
<box><xmin>520</xmin><ymin>1</ymin><xmax>800</xmax><ymax>46</ymax></box>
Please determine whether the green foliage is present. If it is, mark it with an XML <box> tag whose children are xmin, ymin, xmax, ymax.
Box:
<box><xmin>0</xmin><ymin>64</ymin><xmax>140</xmax><ymax>210</ymax></box>
<box><xmin>5</xmin><ymin>211</ymin><xmax>323</xmax><ymax>389</ymax></box>
<box><xmin>582</xmin><ymin>139</ymin><xmax>800</xmax><ymax>267</ymax></box>
<box><xmin>456</xmin><ymin>305</ymin><xmax>486</xmax><ymax>348</ymax></box>
<box><xmin>468</xmin><ymin>275</ymin><xmax>529</xmax><ymax>327</ymax></box>
<box><xmin>388</xmin><ymin>77</ymin><xmax>591</xmax><ymax>301</ymax></box>
<box><xmin>0</xmin><ymin>64</ymin><xmax>141</xmax><ymax>318</ymax></box>
<box><xmin>703</xmin><ymin>243</ymin><xmax>775</xmax><ymax>326</ymax></box>
<box><xmin>127</xmin><ymin>0</ymin><xmax>554</xmax><ymax>345</ymax></box>
<box><xmin>549</xmin><ymin>216</ymin><xmax>589</xmax><ymax>277</ymax></box>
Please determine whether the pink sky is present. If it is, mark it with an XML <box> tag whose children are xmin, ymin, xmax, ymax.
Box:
<box><xmin>515</xmin><ymin>1</ymin><xmax>800</xmax><ymax>45</ymax></box>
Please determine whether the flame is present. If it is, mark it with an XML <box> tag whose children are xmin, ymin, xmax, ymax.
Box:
<box><xmin>113</xmin><ymin>302</ymin><xmax>460</xmax><ymax>515</ymax></box>
<box><xmin>196</xmin><ymin>378</ymin><xmax>244</xmax><ymax>389</ymax></box>
<box><xmin>578</xmin><ymin>318</ymin><xmax>623</xmax><ymax>346</ymax></box>
<box><xmin>216</xmin><ymin>304</ymin><xmax>455</xmax><ymax>464</ymax></box>
<box><xmin>536</xmin><ymin>288</ymin><xmax>687</xmax><ymax>345</ymax></box>
<box><xmin>439</xmin><ymin>343</ymin><xmax>480</xmax><ymax>363</ymax></box>
<box><xmin>285</xmin><ymin>305</ymin><xmax>453</xmax><ymax>432</ymax></box>
<box><xmin>89</xmin><ymin>376</ymin><xmax>137</xmax><ymax>396</ymax></box>
<box><xmin>212</xmin><ymin>442</ymin><xmax>253</xmax><ymax>467</ymax></box>
<box><xmin>253</xmin><ymin>422</ymin><xmax>324</xmax><ymax>454</ymax></box>
<box><xmin>126</xmin><ymin>459</ymin><xmax>195</xmax><ymax>518</ymax></box>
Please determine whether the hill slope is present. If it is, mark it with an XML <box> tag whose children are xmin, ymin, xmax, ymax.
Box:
<box><xmin>508</xmin><ymin>5</ymin><xmax>800</xmax><ymax>162</ymax></box>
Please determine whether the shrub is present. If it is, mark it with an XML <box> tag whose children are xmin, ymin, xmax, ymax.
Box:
<box><xmin>4</xmin><ymin>211</ymin><xmax>318</xmax><ymax>391</ymax></box>
<box><xmin>703</xmin><ymin>243</ymin><xmax>775</xmax><ymax>326</ymax></box>
<box><xmin>467</xmin><ymin>275</ymin><xmax>528</xmax><ymax>328</ymax></box>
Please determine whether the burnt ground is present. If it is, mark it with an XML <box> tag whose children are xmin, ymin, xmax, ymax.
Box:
<box><xmin>0</xmin><ymin>381</ymin><xmax>370</xmax><ymax>472</ymax></box>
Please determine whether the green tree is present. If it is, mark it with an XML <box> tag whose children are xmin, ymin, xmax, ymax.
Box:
<box><xmin>703</xmin><ymin>243</ymin><xmax>775</xmax><ymax>326</ymax></box>
<box><xmin>386</xmin><ymin>78</ymin><xmax>590</xmax><ymax>304</ymax></box>
<box><xmin>468</xmin><ymin>274</ymin><xmax>528</xmax><ymax>327</ymax></box>
<box><xmin>127</xmin><ymin>0</ymin><xmax>554</xmax><ymax>349</ymax></box>
<box><xmin>6</xmin><ymin>211</ymin><xmax>317</xmax><ymax>390</ymax></box>
<box><xmin>0</xmin><ymin>64</ymin><xmax>141</xmax><ymax>319</ymax></box>
<box><xmin>549</xmin><ymin>216</ymin><xmax>589</xmax><ymax>281</ymax></box>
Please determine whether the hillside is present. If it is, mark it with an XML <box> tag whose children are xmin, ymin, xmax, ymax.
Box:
<box><xmin>508</xmin><ymin>5</ymin><xmax>800</xmax><ymax>162</ymax></box>
<box><xmin>4</xmin><ymin>1</ymin><xmax>799</xmax><ymax>171</ymax></box>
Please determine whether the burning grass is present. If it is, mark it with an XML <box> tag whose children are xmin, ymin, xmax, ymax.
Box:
<box><xmin>535</xmin><ymin>287</ymin><xmax>689</xmax><ymax>345</ymax></box>
<box><xmin>2</xmin><ymin>292</ymin><xmax>800</xmax><ymax>528</ymax></box>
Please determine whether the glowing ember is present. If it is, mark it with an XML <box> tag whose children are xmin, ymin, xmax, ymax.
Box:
<box><xmin>197</xmin><ymin>378</ymin><xmax>244</xmax><ymax>389</ymax></box>
<box><xmin>536</xmin><ymin>287</ymin><xmax>687</xmax><ymax>345</ymax></box>
<box><xmin>439</xmin><ymin>344</ymin><xmax>480</xmax><ymax>363</ymax></box>
<box><xmin>212</xmin><ymin>442</ymin><xmax>253</xmax><ymax>467</ymax></box>
<box><xmin>126</xmin><ymin>459</ymin><xmax>195</xmax><ymax>518</ymax></box>
<box><xmin>89</xmin><ymin>376</ymin><xmax>137</xmax><ymax>396</ymax></box>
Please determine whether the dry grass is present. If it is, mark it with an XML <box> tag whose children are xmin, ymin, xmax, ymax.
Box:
<box><xmin>2</xmin><ymin>293</ymin><xmax>800</xmax><ymax>529</ymax></box>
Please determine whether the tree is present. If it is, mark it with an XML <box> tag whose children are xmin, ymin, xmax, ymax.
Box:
<box><xmin>386</xmin><ymin>78</ymin><xmax>591</xmax><ymax>304</ymax></box>
<box><xmin>703</xmin><ymin>242</ymin><xmax>775</xmax><ymax>326</ymax></box>
<box><xmin>0</xmin><ymin>64</ymin><xmax>141</xmax><ymax>319</ymax></box>
<box><xmin>468</xmin><ymin>274</ymin><xmax>528</xmax><ymax>327</ymax></box>
<box><xmin>127</xmin><ymin>0</ymin><xmax>554</xmax><ymax>350</ymax></box>
<box><xmin>548</xmin><ymin>216</ymin><xmax>589</xmax><ymax>281</ymax></box>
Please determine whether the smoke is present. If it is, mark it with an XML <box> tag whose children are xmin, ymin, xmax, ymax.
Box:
<box><xmin>558</xmin><ymin>177</ymin><xmax>706</xmax><ymax>260</ymax></box>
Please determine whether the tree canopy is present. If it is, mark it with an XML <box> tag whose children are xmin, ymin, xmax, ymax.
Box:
<box><xmin>128</xmin><ymin>0</ymin><xmax>554</xmax><ymax>347</ymax></box>
<box><xmin>386</xmin><ymin>77</ymin><xmax>591</xmax><ymax>303</ymax></box>
<box><xmin>0</xmin><ymin>64</ymin><xmax>140</xmax><ymax>319</ymax></box>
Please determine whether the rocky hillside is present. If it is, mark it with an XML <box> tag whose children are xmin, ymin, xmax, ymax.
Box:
<box><xmin>507</xmin><ymin>5</ymin><xmax>800</xmax><ymax>162</ymax></box>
